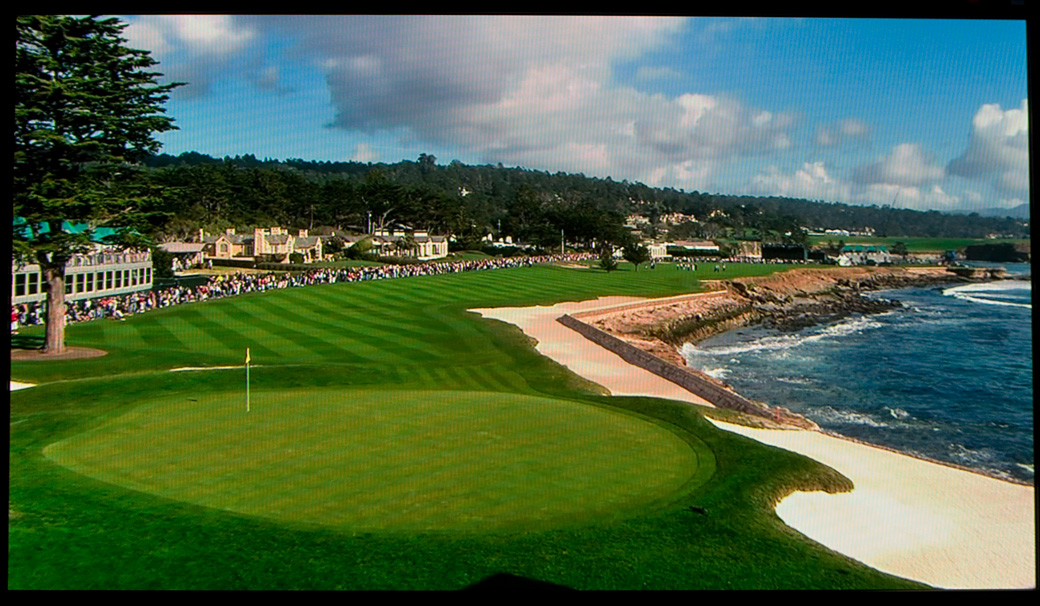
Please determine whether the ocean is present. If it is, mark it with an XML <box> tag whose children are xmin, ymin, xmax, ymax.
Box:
<box><xmin>681</xmin><ymin>262</ymin><xmax>1033</xmax><ymax>484</ymax></box>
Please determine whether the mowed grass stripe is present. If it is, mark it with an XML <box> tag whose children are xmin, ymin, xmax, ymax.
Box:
<box><xmin>44</xmin><ymin>389</ymin><xmax>700</xmax><ymax>532</ymax></box>
<box><xmin>253</xmin><ymin>292</ymin><xmax>449</xmax><ymax>360</ymax></box>
<box><xmin>240</xmin><ymin>296</ymin><xmax>387</xmax><ymax>365</ymax></box>
<box><xmin>144</xmin><ymin>314</ymin><xmax>230</xmax><ymax>356</ymax></box>
<box><xmin>248</xmin><ymin>288</ymin><xmax>447</xmax><ymax>364</ymax></box>
<box><xmin>206</xmin><ymin>299</ymin><xmax>342</xmax><ymax>362</ymax></box>
<box><xmin>128</xmin><ymin>313</ymin><xmax>193</xmax><ymax>351</ymax></box>
<box><xmin>174</xmin><ymin>305</ymin><xmax>281</xmax><ymax>361</ymax></box>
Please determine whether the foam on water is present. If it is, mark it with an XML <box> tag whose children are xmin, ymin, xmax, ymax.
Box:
<box><xmin>681</xmin><ymin>315</ymin><xmax>884</xmax><ymax>359</ymax></box>
<box><xmin>943</xmin><ymin>280</ymin><xmax>1032</xmax><ymax>309</ymax></box>
<box><xmin>681</xmin><ymin>279</ymin><xmax>1033</xmax><ymax>483</ymax></box>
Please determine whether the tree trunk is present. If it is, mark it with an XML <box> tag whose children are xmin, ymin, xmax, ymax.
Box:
<box><xmin>40</xmin><ymin>260</ymin><xmax>68</xmax><ymax>354</ymax></box>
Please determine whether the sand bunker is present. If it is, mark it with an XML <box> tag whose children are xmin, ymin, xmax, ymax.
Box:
<box><xmin>473</xmin><ymin>295</ymin><xmax>1036</xmax><ymax>589</ymax></box>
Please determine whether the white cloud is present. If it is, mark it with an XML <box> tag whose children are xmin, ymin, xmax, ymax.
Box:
<box><xmin>853</xmin><ymin>143</ymin><xmax>945</xmax><ymax>188</ymax></box>
<box><xmin>125</xmin><ymin>15</ymin><xmax>255</xmax><ymax>58</ymax></box>
<box><xmin>749</xmin><ymin>161</ymin><xmax>964</xmax><ymax>211</ymax></box>
<box><xmin>751</xmin><ymin>162</ymin><xmax>850</xmax><ymax>201</ymax></box>
<box><xmin>123</xmin><ymin>15</ymin><xmax>259</xmax><ymax>97</ymax></box>
<box><xmin>351</xmin><ymin>143</ymin><xmax>378</xmax><ymax>163</ymax></box>
<box><xmin>231</xmin><ymin>15</ymin><xmax>802</xmax><ymax>188</ymax></box>
<box><xmin>947</xmin><ymin>99</ymin><xmax>1029</xmax><ymax>197</ymax></box>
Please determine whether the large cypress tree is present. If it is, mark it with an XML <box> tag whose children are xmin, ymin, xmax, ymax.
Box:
<box><xmin>14</xmin><ymin>15</ymin><xmax>183</xmax><ymax>353</ymax></box>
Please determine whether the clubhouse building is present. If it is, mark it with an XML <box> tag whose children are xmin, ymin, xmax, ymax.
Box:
<box><xmin>11</xmin><ymin>220</ymin><xmax>153</xmax><ymax>306</ymax></box>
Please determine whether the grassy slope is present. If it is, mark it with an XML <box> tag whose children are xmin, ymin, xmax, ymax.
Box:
<box><xmin>807</xmin><ymin>235</ymin><xmax>1029</xmax><ymax>252</ymax></box>
<box><xmin>9</xmin><ymin>263</ymin><xmax>928</xmax><ymax>589</ymax></box>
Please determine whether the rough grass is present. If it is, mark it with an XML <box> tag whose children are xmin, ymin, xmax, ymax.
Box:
<box><xmin>9</xmin><ymin>262</ymin><xmax>928</xmax><ymax>589</ymax></box>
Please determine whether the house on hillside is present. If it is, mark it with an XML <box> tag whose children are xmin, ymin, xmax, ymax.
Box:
<box><xmin>199</xmin><ymin>227</ymin><xmax>323</xmax><ymax>263</ymax></box>
<box><xmin>372</xmin><ymin>229</ymin><xmax>449</xmax><ymax>260</ymax></box>
<box><xmin>202</xmin><ymin>228</ymin><xmax>253</xmax><ymax>259</ymax></box>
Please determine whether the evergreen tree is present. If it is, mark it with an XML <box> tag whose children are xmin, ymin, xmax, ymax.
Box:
<box><xmin>14</xmin><ymin>15</ymin><xmax>183</xmax><ymax>353</ymax></box>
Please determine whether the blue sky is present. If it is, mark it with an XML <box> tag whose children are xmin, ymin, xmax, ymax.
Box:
<box><xmin>122</xmin><ymin>15</ymin><xmax>1029</xmax><ymax>212</ymax></box>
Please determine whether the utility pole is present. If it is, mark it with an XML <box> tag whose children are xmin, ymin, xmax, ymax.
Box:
<box><xmin>560</xmin><ymin>229</ymin><xmax>565</xmax><ymax>255</ymax></box>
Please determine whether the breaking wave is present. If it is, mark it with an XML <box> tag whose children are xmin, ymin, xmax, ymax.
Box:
<box><xmin>943</xmin><ymin>280</ymin><xmax>1031</xmax><ymax>309</ymax></box>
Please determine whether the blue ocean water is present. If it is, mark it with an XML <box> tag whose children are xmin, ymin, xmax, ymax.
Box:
<box><xmin>681</xmin><ymin>263</ymin><xmax>1033</xmax><ymax>484</ymax></box>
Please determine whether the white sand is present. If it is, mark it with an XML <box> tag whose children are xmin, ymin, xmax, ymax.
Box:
<box><xmin>471</xmin><ymin>296</ymin><xmax>1036</xmax><ymax>589</ymax></box>
<box><xmin>10</xmin><ymin>381</ymin><xmax>35</xmax><ymax>391</ymax></box>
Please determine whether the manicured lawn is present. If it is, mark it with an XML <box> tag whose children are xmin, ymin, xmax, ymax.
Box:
<box><xmin>43</xmin><ymin>389</ymin><xmax>709</xmax><ymax>533</ymax></box>
<box><xmin>9</xmin><ymin>263</ymin><xmax>928</xmax><ymax>589</ymax></box>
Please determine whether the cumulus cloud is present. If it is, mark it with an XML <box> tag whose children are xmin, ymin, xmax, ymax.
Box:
<box><xmin>124</xmin><ymin>15</ymin><xmax>260</xmax><ymax>96</ymax></box>
<box><xmin>814</xmin><ymin>118</ymin><xmax>870</xmax><ymax>147</ymax></box>
<box><xmin>947</xmin><ymin>99</ymin><xmax>1029</xmax><ymax>196</ymax></box>
<box><xmin>751</xmin><ymin>162</ymin><xmax>850</xmax><ymax>201</ymax></box>
<box><xmin>121</xmin><ymin>16</ymin><xmax>799</xmax><ymax>189</ymax></box>
<box><xmin>750</xmin><ymin>161</ymin><xmax>964</xmax><ymax>211</ymax></box>
<box><xmin>125</xmin><ymin>15</ymin><xmax>255</xmax><ymax>57</ymax></box>
<box><xmin>852</xmin><ymin>143</ymin><xmax>945</xmax><ymax>188</ymax></box>
<box><xmin>230</xmin><ymin>16</ymin><xmax>794</xmax><ymax>184</ymax></box>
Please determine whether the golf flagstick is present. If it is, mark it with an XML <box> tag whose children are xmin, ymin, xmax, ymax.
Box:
<box><xmin>246</xmin><ymin>348</ymin><xmax>250</xmax><ymax>413</ymax></box>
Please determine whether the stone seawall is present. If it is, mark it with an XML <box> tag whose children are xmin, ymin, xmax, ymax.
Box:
<box><xmin>556</xmin><ymin>313</ymin><xmax>818</xmax><ymax>429</ymax></box>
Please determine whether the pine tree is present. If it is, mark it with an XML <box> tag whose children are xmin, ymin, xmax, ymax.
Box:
<box><xmin>14</xmin><ymin>15</ymin><xmax>183</xmax><ymax>353</ymax></box>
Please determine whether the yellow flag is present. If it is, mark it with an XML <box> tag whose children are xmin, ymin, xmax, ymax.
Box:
<box><xmin>245</xmin><ymin>348</ymin><xmax>250</xmax><ymax>365</ymax></box>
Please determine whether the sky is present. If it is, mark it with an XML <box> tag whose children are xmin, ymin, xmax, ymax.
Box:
<box><xmin>121</xmin><ymin>15</ymin><xmax>1029</xmax><ymax>213</ymax></box>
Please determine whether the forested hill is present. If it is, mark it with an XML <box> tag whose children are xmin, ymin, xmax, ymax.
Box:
<box><xmin>144</xmin><ymin>152</ymin><xmax>1029</xmax><ymax>246</ymax></box>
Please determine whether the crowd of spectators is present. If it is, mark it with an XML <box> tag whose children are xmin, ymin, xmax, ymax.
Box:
<box><xmin>12</xmin><ymin>252</ymin><xmax>597</xmax><ymax>330</ymax></box>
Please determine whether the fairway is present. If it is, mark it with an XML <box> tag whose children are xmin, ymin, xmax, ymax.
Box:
<box><xmin>43</xmin><ymin>388</ymin><xmax>709</xmax><ymax>533</ymax></box>
<box><xmin>12</xmin><ymin>264</ymin><xmax>926</xmax><ymax>589</ymax></box>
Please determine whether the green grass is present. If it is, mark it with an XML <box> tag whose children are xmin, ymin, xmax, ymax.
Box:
<box><xmin>43</xmin><ymin>389</ymin><xmax>709</xmax><ymax>533</ymax></box>
<box><xmin>9</xmin><ymin>262</ymin><xmax>929</xmax><ymax>589</ymax></box>
<box><xmin>808</xmin><ymin>235</ymin><xmax>1029</xmax><ymax>252</ymax></box>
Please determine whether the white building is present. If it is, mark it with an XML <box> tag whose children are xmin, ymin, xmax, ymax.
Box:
<box><xmin>12</xmin><ymin>248</ymin><xmax>153</xmax><ymax>306</ymax></box>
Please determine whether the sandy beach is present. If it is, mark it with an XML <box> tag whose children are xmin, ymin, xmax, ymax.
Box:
<box><xmin>472</xmin><ymin>296</ymin><xmax>1036</xmax><ymax>590</ymax></box>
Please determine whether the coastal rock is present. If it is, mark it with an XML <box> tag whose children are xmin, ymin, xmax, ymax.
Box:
<box><xmin>574</xmin><ymin>266</ymin><xmax>965</xmax><ymax>428</ymax></box>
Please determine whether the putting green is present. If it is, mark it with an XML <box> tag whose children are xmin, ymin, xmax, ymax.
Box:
<box><xmin>43</xmin><ymin>389</ymin><xmax>712</xmax><ymax>532</ymax></box>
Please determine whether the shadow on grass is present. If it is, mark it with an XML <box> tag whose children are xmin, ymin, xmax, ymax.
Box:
<box><xmin>11</xmin><ymin>334</ymin><xmax>44</xmax><ymax>351</ymax></box>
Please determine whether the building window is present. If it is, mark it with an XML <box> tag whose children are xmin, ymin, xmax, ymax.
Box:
<box><xmin>28</xmin><ymin>273</ymin><xmax>39</xmax><ymax>295</ymax></box>
<box><xmin>131</xmin><ymin>269</ymin><xmax>137</xmax><ymax>286</ymax></box>
<box><xmin>76</xmin><ymin>273</ymin><xmax>85</xmax><ymax>293</ymax></box>
<box><xmin>86</xmin><ymin>272</ymin><xmax>93</xmax><ymax>292</ymax></box>
<box><xmin>106</xmin><ymin>271</ymin><xmax>113</xmax><ymax>290</ymax></box>
<box><xmin>145</xmin><ymin>268</ymin><xmax>151</xmax><ymax>284</ymax></box>
<box><xmin>96</xmin><ymin>272</ymin><xmax>104</xmax><ymax>291</ymax></box>
<box><xmin>123</xmin><ymin>270</ymin><xmax>130</xmax><ymax>287</ymax></box>
<box><xmin>66</xmin><ymin>279</ymin><xmax>73</xmax><ymax>295</ymax></box>
<box><xmin>15</xmin><ymin>273</ymin><xmax>26</xmax><ymax>297</ymax></box>
<box><xmin>115</xmin><ymin>271</ymin><xmax>122</xmax><ymax>289</ymax></box>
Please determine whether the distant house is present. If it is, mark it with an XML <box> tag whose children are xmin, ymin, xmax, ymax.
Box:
<box><xmin>199</xmin><ymin>227</ymin><xmax>323</xmax><ymax>263</ymax></box>
<box><xmin>202</xmin><ymin>228</ymin><xmax>252</xmax><ymax>259</ymax></box>
<box><xmin>372</xmin><ymin>229</ymin><xmax>449</xmax><ymax>260</ymax></box>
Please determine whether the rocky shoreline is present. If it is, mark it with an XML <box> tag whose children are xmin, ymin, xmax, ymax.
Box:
<box><xmin>582</xmin><ymin>266</ymin><xmax>976</xmax><ymax>369</ymax></box>
<box><xmin>562</xmin><ymin>266</ymin><xmax>994</xmax><ymax>429</ymax></box>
